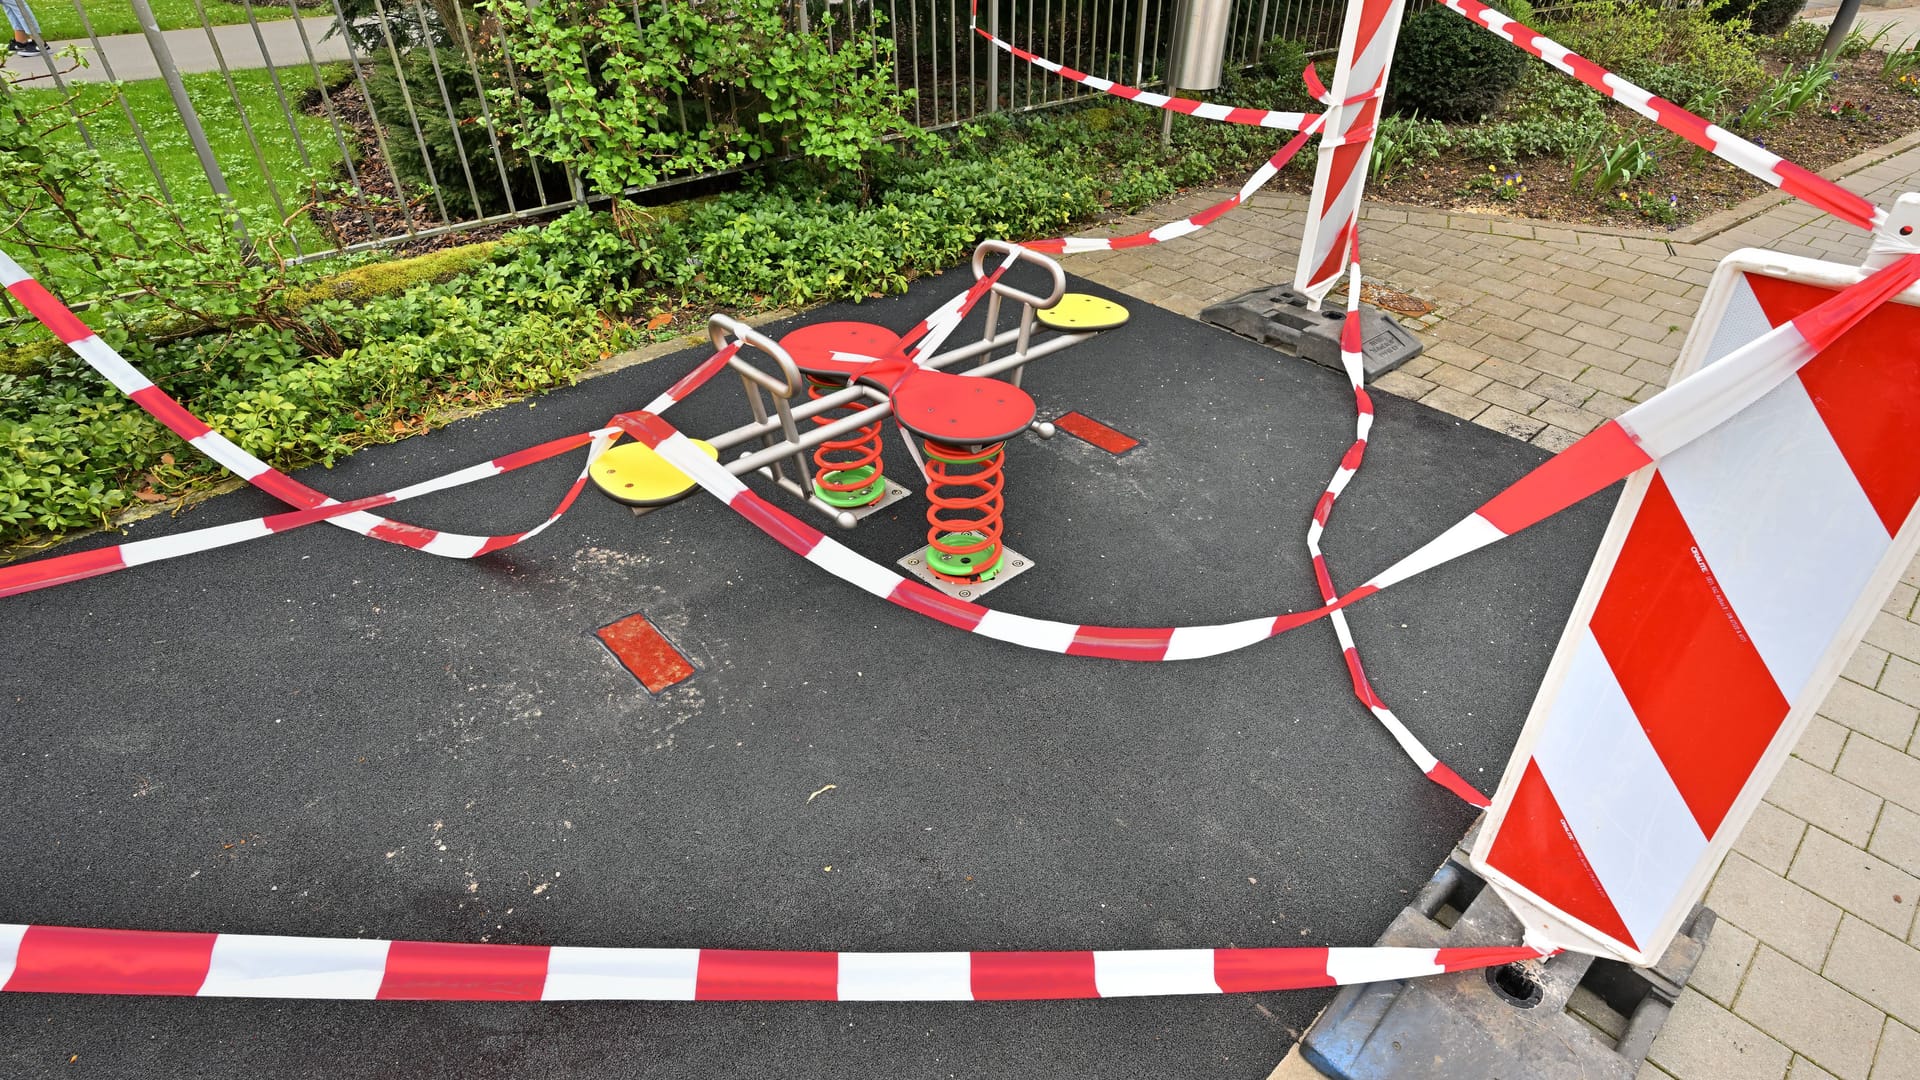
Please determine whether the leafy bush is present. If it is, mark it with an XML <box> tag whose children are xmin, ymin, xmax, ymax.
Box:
<box><xmin>1453</xmin><ymin>65</ymin><xmax>1610</xmax><ymax>163</ymax></box>
<box><xmin>1711</xmin><ymin>0</ymin><xmax>1807</xmax><ymax>37</ymax></box>
<box><xmin>1767</xmin><ymin>20</ymin><xmax>1827</xmax><ymax>59</ymax></box>
<box><xmin>1372</xmin><ymin>115</ymin><xmax>1453</xmax><ymax>181</ymax></box>
<box><xmin>1388</xmin><ymin>5</ymin><xmax>1531</xmax><ymax>121</ymax></box>
<box><xmin>363</xmin><ymin>48</ymin><xmax>568</xmax><ymax>218</ymax></box>
<box><xmin>485</xmin><ymin>0</ymin><xmax>922</xmax><ymax>195</ymax></box>
<box><xmin>1549</xmin><ymin>1</ymin><xmax>1766</xmax><ymax>100</ymax></box>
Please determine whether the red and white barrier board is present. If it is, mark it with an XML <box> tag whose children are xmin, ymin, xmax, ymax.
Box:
<box><xmin>1294</xmin><ymin>0</ymin><xmax>1405</xmax><ymax>299</ymax></box>
<box><xmin>1470</xmin><ymin>249</ymin><xmax>1920</xmax><ymax>965</ymax></box>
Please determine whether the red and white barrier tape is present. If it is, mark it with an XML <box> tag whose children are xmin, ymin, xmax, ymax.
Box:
<box><xmin>0</xmin><ymin>923</ymin><xmax>1545</xmax><ymax>1001</ymax></box>
<box><xmin>0</xmin><ymin>253</ymin><xmax>609</xmax><ymax>562</ymax></box>
<box><xmin>968</xmin><ymin>4</ymin><xmax>1317</xmax><ymax>132</ymax></box>
<box><xmin>0</xmin><ymin>248</ymin><xmax>1002</xmax><ymax>598</ymax></box>
<box><xmin>614</xmin><ymin>253</ymin><xmax>1920</xmax><ymax>660</ymax></box>
<box><xmin>7</xmin><ymin>246</ymin><xmax>1917</xmax><ymax>662</ymax></box>
<box><xmin>0</xmin><ymin>429</ymin><xmax>617</xmax><ymax>599</ymax></box>
<box><xmin>1310</xmin><ymin>261</ymin><xmax>1490</xmax><ymax>807</ymax></box>
<box><xmin>1296</xmin><ymin>0</ymin><xmax>1403</xmax><ymax>298</ymax></box>
<box><xmin>1022</xmin><ymin>119</ymin><xmax>1325</xmax><ymax>255</ymax></box>
<box><xmin>1445</xmin><ymin>0</ymin><xmax>1887</xmax><ymax>234</ymax></box>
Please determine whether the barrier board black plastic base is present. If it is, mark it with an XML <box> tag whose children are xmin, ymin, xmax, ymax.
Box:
<box><xmin>1199</xmin><ymin>285</ymin><xmax>1423</xmax><ymax>381</ymax></box>
<box><xmin>1299</xmin><ymin>823</ymin><xmax>1711</xmax><ymax>1080</ymax></box>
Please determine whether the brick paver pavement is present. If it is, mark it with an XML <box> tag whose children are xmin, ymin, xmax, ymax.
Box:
<box><xmin>1066</xmin><ymin>138</ymin><xmax>1920</xmax><ymax>1080</ymax></box>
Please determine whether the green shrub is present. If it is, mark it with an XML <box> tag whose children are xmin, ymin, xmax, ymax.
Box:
<box><xmin>1372</xmin><ymin>114</ymin><xmax>1452</xmax><ymax>181</ymax></box>
<box><xmin>485</xmin><ymin>0</ymin><xmax>923</xmax><ymax>195</ymax></box>
<box><xmin>363</xmin><ymin>49</ymin><xmax>567</xmax><ymax>218</ymax></box>
<box><xmin>1549</xmin><ymin>1</ymin><xmax>1766</xmax><ymax>99</ymax></box>
<box><xmin>1711</xmin><ymin>0</ymin><xmax>1807</xmax><ymax>37</ymax></box>
<box><xmin>1388</xmin><ymin>6</ymin><xmax>1530</xmax><ymax>121</ymax></box>
<box><xmin>1770</xmin><ymin>20</ymin><xmax>1828</xmax><ymax>58</ymax></box>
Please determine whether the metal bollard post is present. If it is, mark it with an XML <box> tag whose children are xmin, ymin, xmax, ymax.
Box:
<box><xmin>126</xmin><ymin>0</ymin><xmax>250</xmax><ymax>252</ymax></box>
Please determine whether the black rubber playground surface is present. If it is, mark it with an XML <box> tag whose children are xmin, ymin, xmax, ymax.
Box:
<box><xmin>0</xmin><ymin>263</ymin><xmax>1615</xmax><ymax>1080</ymax></box>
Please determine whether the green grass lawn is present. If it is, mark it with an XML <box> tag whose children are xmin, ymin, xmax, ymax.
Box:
<box><xmin>14</xmin><ymin>64</ymin><xmax>351</xmax><ymax>277</ymax></box>
<box><xmin>31</xmin><ymin>0</ymin><xmax>296</xmax><ymax>44</ymax></box>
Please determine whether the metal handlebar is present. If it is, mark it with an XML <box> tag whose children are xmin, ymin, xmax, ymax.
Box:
<box><xmin>710</xmin><ymin>314</ymin><xmax>804</xmax><ymax>399</ymax></box>
<box><xmin>972</xmin><ymin>238</ymin><xmax>1067</xmax><ymax>311</ymax></box>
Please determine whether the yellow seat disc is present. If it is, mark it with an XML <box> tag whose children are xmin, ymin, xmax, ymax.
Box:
<box><xmin>1035</xmin><ymin>293</ymin><xmax>1130</xmax><ymax>332</ymax></box>
<box><xmin>590</xmin><ymin>438</ymin><xmax>720</xmax><ymax>507</ymax></box>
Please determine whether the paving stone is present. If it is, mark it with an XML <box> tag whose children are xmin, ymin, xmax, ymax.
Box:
<box><xmin>1734</xmin><ymin>946</ymin><xmax>1885</xmax><ymax>1080</ymax></box>
<box><xmin>1876</xmin><ymin>656</ymin><xmax>1920</xmax><ymax>713</ymax></box>
<box><xmin>1479</xmin><ymin>381</ymin><xmax>1546</xmax><ymax>414</ymax></box>
<box><xmin>1706</xmin><ymin>852</ymin><xmax>1843</xmax><ymax>969</ymax></box>
<box><xmin>1371</xmin><ymin>370</ymin><xmax>1436</xmax><ymax>400</ymax></box>
<box><xmin>1577</xmin><ymin>366</ymin><xmax>1645</xmax><ymax>399</ymax></box>
<box><xmin>1789</xmin><ymin>828</ymin><xmax>1920</xmax><ymax>938</ymax></box>
<box><xmin>1529</xmin><ymin>399</ymin><xmax>1605</xmax><ymax>436</ymax></box>
<box><xmin>1824</xmin><ymin>916</ymin><xmax>1920</xmax><ymax>1028</ymax></box>
<box><xmin>1469</xmin><ymin>403</ymin><xmax>1548</xmax><ymax>441</ymax></box>
<box><xmin>1473</xmin><ymin>355</ymin><xmax>1537</xmax><ymax>388</ymax></box>
<box><xmin>1569</xmin><ymin>322</ymin><xmax>1632</xmax><ymax>350</ymax></box>
<box><xmin>1640</xmin><ymin>1063</ymin><xmax>1679</xmax><ymax>1080</ymax></box>
<box><xmin>1584</xmin><ymin>390</ymin><xmax>1635</xmax><ymax>419</ymax></box>
<box><xmin>1845</xmin><ymin>644</ymin><xmax>1892</xmax><ymax>691</ymax></box>
<box><xmin>1531</xmin><ymin>373</ymin><xmax>1596</xmax><ymax>407</ymax></box>
<box><xmin>1769</xmin><ymin>756</ymin><xmax>1884</xmax><ymax>848</ymax></box>
<box><xmin>1821</xmin><ymin>679</ymin><xmax>1920</xmax><ymax>750</ymax></box>
<box><xmin>1648</xmin><ymin>989</ymin><xmax>1792</xmax><ymax>1080</ymax></box>
<box><xmin>1837</xmin><ymin>737</ymin><xmax>1920</xmax><ymax>816</ymax></box>
<box><xmin>1691</xmin><ymin>918</ymin><xmax>1759</xmax><ymax>1008</ymax></box>
<box><xmin>1398</xmin><ymin>354</ymin><xmax>1441</xmax><ymax>379</ymax></box>
<box><xmin>1425</xmin><ymin>361</ymin><xmax>1492</xmax><ymax>396</ymax></box>
<box><xmin>1873</xmin><ymin>1021</ymin><xmax>1920</xmax><ymax>1080</ymax></box>
<box><xmin>1527</xmin><ymin>351</ymin><xmax>1589</xmax><ymax>380</ymax></box>
<box><xmin>1419</xmin><ymin>385</ymin><xmax>1488</xmax><ymax>421</ymax></box>
<box><xmin>1794</xmin><ymin>1054</ymin><xmax>1845</xmax><ymax>1080</ymax></box>
<box><xmin>1797</xmin><ymin>715</ymin><xmax>1851</xmax><ymax>772</ymax></box>
<box><xmin>1884</xmin><ymin>583</ymin><xmax>1918</xmax><ymax>620</ymax></box>
<box><xmin>1532</xmin><ymin>425</ymin><xmax>1582</xmax><ymax>453</ymax></box>
<box><xmin>1738</xmin><ymin>800</ymin><xmax>1810</xmax><ymax>875</ymax></box>
<box><xmin>1870</xmin><ymin>803</ymin><xmax>1920</xmax><ymax>880</ymax></box>
<box><xmin>1864</xmin><ymin>612</ymin><xmax>1920</xmax><ymax>663</ymax></box>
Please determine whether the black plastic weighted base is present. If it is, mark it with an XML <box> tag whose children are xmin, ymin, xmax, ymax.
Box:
<box><xmin>1298</xmin><ymin>823</ymin><xmax>1712</xmax><ymax>1080</ymax></box>
<box><xmin>1199</xmin><ymin>285</ymin><xmax>1423</xmax><ymax>381</ymax></box>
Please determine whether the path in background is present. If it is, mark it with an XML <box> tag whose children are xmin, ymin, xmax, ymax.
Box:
<box><xmin>1066</xmin><ymin>130</ymin><xmax>1920</xmax><ymax>1080</ymax></box>
<box><xmin>16</xmin><ymin>14</ymin><xmax>349</xmax><ymax>83</ymax></box>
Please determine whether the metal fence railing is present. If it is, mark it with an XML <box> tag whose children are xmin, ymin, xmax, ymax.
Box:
<box><xmin>4</xmin><ymin>0</ymin><xmax>1362</xmax><ymax>265</ymax></box>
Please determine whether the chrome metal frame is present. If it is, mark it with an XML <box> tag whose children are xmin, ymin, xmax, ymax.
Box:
<box><xmin>691</xmin><ymin>242</ymin><xmax>1094</xmax><ymax>528</ymax></box>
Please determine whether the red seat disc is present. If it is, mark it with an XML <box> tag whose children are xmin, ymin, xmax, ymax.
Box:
<box><xmin>890</xmin><ymin>370</ymin><xmax>1038</xmax><ymax>445</ymax></box>
<box><xmin>777</xmin><ymin>322</ymin><xmax>904</xmax><ymax>381</ymax></box>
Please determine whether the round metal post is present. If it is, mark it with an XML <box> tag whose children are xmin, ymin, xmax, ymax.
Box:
<box><xmin>1822</xmin><ymin>0</ymin><xmax>1866</xmax><ymax>62</ymax></box>
<box><xmin>126</xmin><ymin>0</ymin><xmax>249</xmax><ymax>249</ymax></box>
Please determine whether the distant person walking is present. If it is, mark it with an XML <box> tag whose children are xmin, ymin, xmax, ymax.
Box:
<box><xmin>2</xmin><ymin>0</ymin><xmax>43</xmax><ymax>57</ymax></box>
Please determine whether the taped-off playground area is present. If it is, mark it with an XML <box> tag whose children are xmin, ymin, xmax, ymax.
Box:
<box><xmin>3</xmin><ymin>0</ymin><xmax>1920</xmax><ymax>1077</ymax></box>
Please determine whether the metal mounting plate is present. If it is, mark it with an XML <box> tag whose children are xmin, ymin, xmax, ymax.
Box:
<box><xmin>896</xmin><ymin>543</ymin><xmax>1033</xmax><ymax>600</ymax></box>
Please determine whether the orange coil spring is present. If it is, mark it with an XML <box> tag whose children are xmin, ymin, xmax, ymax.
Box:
<box><xmin>808</xmin><ymin>377</ymin><xmax>886</xmax><ymax>495</ymax></box>
<box><xmin>924</xmin><ymin>439</ymin><xmax>1006</xmax><ymax>583</ymax></box>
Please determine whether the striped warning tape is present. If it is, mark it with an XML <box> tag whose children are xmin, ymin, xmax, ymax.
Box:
<box><xmin>0</xmin><ymin>923</ymin><xmax>1546</xmax><ymax>1001</ymax></box>
<box><xmin>1022</xmin><ymin>119</ymin><xmax>1324</xmax><ymax>255</ymax></box>
<box><xmin>0</xmin><ymin>429</ymin><xmax>617</xmax><ymax>599</ymax></box>
<box><xmin>1443</xmin><ymin>0</ymin><xmax>1887</xmax><ymax>234</ymax></box>
<box><xmin>1311</xmin><ymin>260</ymin><xmax>1491</xmax><ymax>807</ymax></box>
<box><xmin>8</xmin><ymin>246</ymin><xmax>1917</xmax><ymax>660</ymax></box>
<box><xmin>1296</xmin><ymin>0</ymin><xmax>1404</xmax><ymax>298</ymax></box>
<box><xmin>616</xmin><ymin>252</ymin><xmax>1920</xmax><ymax>660</ymax></box>
<box><xmin>967</xmin><ymin>3</ymin><xmax>1317</xmax><ymax>132</ymax></box>
<box><xmin>0</xmin><ymin>253</ymin><xmax>612</xmax><ymax>562</ymax></box>
<box><xmin>0</xmin><ymin>247</ymin><xmax>1000</xmax><ymax>599</ymax></box>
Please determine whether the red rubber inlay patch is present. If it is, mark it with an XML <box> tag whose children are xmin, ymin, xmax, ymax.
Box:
<box><xmin>596</xmin><ymin>612</ymin><xmax>696</xmax><ymax>694</ymax></box>
<box><xmin>1052</xmin><ymin>411</ymin><xmax>1139</xmax><ymax>454</ymax></box>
